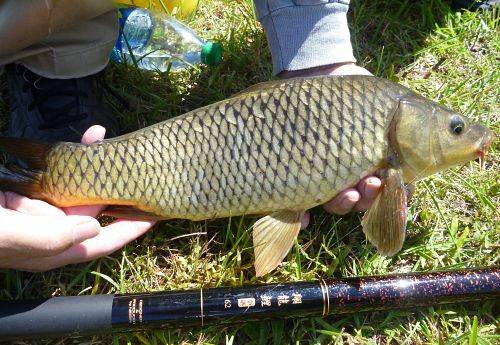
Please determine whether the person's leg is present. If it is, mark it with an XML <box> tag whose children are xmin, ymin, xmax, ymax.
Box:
<box><xmin>0</xmin><ymin>0</ymin><xmax>117</xmax><ymax>77</ymax></box>
<box><xmin>0</xmin><ymin>0</ymin><xmax>120</xmax><ymax>142</ymax></box>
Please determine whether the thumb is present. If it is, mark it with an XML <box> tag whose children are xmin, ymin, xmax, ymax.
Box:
<box><xmin>5</xmin><ymin>215</ymin><xmax>101</xmax><ymax>257</ymax></box>
<box><xmin>300</xmin><ymin>211</ymin><xmax>310</xmax><ymax>229</ymax></box>
<box><xmin>81</xmin><ymin>125</ymin><xmax>106</xmax><ymax>145</ymax></box>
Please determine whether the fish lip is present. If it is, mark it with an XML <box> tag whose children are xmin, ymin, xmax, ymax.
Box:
<box><xmin>476</xmin><ymin>131</ymin><xmax>493</xmax><ymax>170</ymax></box>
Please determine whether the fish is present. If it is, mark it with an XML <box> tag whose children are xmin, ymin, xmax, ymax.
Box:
<box><xmin>0</xmin><ymin>75</ymin><xmax>492</xmax><ymax>276</ymax></box>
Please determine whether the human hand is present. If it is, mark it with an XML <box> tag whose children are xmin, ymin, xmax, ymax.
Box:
<box><xmin>278</xmin><ymin>62</ymin><xmax>373</xmax><ymax>78</ymax></box>
<box><xmin>0</xmin><ymin>125</ymin><xmax>156</xmax><ymax>271</ymax></box>
<box><xmin>279</xmin><ymin>63</ymin><xmax>382</xmax><ymax>227</ymax></box>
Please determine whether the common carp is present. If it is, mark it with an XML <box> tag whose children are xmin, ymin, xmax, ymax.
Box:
<box><xmin>0</xmin><ymin>75</ymin><xmax>492</xmax><ymax>276</ymax></box>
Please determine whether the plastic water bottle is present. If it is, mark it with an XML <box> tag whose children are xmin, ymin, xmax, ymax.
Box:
<box><xmin>112</xmin><ymin>7</ymin><xmax>222</xmax><ymax>71</ymax></box>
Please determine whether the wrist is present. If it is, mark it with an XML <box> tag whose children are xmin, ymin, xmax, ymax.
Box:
<box><xmin>279</xmin><ymin>62</ymin><xmax>372</xmax><ymax>79</ymax></box>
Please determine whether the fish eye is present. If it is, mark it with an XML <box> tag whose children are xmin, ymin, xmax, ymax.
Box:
<box><xmin>449</xmin><ymin>115</ymin><xmax>465</xmax><ymax>135</ymax></box>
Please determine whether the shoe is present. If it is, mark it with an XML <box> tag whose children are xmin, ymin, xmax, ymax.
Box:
<box><xmin>5</xmin><ymin>64</ymin><xmax>120</xmax><ymax>143</ymax></box>
<box><xmin>452</xmin><ymin>0</ymin><xmax>499</xmax><ymax>10</ymax></box>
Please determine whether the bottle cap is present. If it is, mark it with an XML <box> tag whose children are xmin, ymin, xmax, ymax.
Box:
<box><xmin>201</xmin><ymin>42</ymin><xmax>222</xmax><ymax>66</ymax></box>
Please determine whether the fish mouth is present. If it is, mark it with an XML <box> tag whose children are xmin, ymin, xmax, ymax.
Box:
<box><xmin>476</xmin><ymin>131</ymin><xmax>493</xmax><ymax>170</ymax></box>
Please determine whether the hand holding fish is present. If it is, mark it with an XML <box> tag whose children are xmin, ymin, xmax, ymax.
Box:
<box><xmin>279</xmin><ymin>62</ymin><xmax>373</xmax><ymax>79</ymax></box>
<box><xmin>286</xmin><ymin>63</ymin><xmax>381</xmax><ymax>223</ymax></box>
<box><xmin>0</xmin><ymin>126</ymin><xmax>155</xmax><ymax>271</ymax></box>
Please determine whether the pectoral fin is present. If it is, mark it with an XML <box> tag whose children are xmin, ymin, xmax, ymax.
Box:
<box><xmin>253</xmin><ymin>209</ymin><xmax>305</xmax><ymax>276</ymax></box>
<box><xmin>362</xmin><ymin>168</ymin><xmax>408</xmax><ymax>256</ymax></box>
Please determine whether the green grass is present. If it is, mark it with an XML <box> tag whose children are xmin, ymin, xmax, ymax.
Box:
<box><xmin>0</xmin><ymin>0</ymin><xmax>499</xmax><ymax>344</ymax></box>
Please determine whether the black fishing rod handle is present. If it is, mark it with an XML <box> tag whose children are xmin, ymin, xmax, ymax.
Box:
<box><xmin>0</xmin><ymin>294</ymin><xmax>114</xmax><ymax>341</ymax></box>
<box><xmin>111</xmin><ymin>281</ymin><xmax>323</xmax><ymax>331</ymax></box>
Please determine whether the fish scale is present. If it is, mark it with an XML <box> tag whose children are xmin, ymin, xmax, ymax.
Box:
<box><xmin>38</xmin><ymin>76</ymin><xmax>396</xmax><ymax>219</ymax></box>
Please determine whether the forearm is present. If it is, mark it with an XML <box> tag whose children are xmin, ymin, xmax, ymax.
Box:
<box><xmin>254</xmin><ymin>0</ymin><xmax>356</xmax><ymax>75</ymax></box>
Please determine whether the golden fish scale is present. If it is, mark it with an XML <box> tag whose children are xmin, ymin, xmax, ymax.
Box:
<box><xmin>41</xmin><ymin>76</ymin><xmax>404</xmax><ymax>220</ymax></box>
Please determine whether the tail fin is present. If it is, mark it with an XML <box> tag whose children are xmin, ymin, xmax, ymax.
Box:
<box><xmin>0</xmin><ymin>136</ymin><xmax>53</xmax><ymax>199</ymax></box>
<box><xmin>0</xmin><ymin>136</ymin><xmax>55</xmax><ymax>170</ymax></box>
<box><xmin>0</xmin><ymin>165</ymin><xmax>44</xmax><ymax>199</ymax></box>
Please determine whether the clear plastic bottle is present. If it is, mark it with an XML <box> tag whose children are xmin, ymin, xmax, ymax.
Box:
<box><xmin>112</xmin><ymin>7</ymin><xmax>222</xmax><ymax>71</ymax></box>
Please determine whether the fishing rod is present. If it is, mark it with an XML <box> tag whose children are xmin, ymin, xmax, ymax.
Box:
<box><xmin>0</xmin><ymin>267</ymin><xmax>498</xmax><ymax>340</ymax></box>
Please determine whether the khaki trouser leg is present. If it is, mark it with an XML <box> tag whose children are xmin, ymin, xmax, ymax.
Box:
<box><xmin>0</xmin><ymin>0</ymin><xmax>118</xmax><ymax>78</ymax></box>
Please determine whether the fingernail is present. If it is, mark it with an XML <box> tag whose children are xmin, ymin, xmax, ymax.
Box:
<box><xmin>364</xmin><ymin>178</ymin><xmax>380</xmax><ymax>199</ymax></box>
<box><xmin>73</xmin><ymin>220</ymin><xmax>100</xmax><ymax>244</ymax></box>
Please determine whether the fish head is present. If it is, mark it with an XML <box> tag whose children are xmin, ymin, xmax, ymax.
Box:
<box><xmin>392</xmin><ymin>97</ymin><xmax>492</xmax><ymax>182</ymax></box>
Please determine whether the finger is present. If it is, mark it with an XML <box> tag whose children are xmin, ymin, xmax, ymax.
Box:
<box><xmin>0</xmin><ymin>192</ymin><xmax>6</xmax><ymax>208</ymax></box>
<box><xmin>65</xmin><ymin>219</ymin><xmax>156</xmax><ymax>261</ymax></box>
<box><xmin>4</xmin><ymin>191</ymin><xmax>66</xmax><ymax>217</ymax></box>
<box><xmin>352</xmin><ymin>177</ymin><xmax>381</xmax><ymax>212</ymax></box>
<box><xmin>64</xmin><ymin>204</ymin><xmax>105</xmax><ymax>217</ymax></box>
<box><xmin>19</xmin><ymin>219</ymin><xmax>155</xmax><ymax>271</ymax></box>
<box><xmin>405</xmin><ymin>184</ymin><xmax>415</xmax><ymax>201</ymax></box>
<box><xmin>1</xmin><ymin>214</ymin><xmax>100</xmax><ymax>258</ymax></box>
<box><xmin>81</xmin><ymin>125</ymin><xmax>106</xmax><ymax>145</ymax></box>
<box><xmin>300</xmin><ymin>211</ymin><xmax>310</xmax><ymax>229</ymax></box>
<box><xmin>323</xmin><ymin>189</ymin><xmax>360</xmax><ymax>215</ymax></box>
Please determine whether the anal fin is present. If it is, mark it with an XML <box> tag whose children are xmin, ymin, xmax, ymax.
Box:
<box><xmin>253</xmin><ymin>209</ymin><xmax>305</xmax><ymax>276</ymax></box>
<box><xmin>362</xmin><ymin>168</ymin><xmax>408</xmax><ymax>256</ymax></box>
<box><xmin>101</xmin><ymin>205</ymin><xmax>163</xmax><ymax>221</ymax></box>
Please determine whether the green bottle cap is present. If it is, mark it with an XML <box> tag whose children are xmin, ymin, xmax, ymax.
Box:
<box><xmin>201</xmin><ymin>41</ymin><xmax>222</xmax><ymax>66</ymax></box>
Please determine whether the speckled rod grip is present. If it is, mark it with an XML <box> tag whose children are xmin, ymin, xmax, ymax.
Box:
<box><xmin>1</xmin><ymin>268</ymin><xmax>498</xmax><ymax>340</ymax></box>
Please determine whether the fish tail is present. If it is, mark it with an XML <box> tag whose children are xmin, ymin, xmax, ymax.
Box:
<box><xmin>0</xmin><ymin>136</ymin><xmax>53</xmax><ymax>199</ymax></box>
<box><xmin>0</xmin><ymin>136</ymin><xmax>54</xmax><ymax>170</ymax></box>
<box><xmin>0</xmin><ymin>165</ymin><xmax>44</xmax><ymax>199</ymax></box>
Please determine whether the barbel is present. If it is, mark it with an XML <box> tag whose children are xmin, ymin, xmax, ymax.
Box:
<box><xmin>0</xmin><ymin>267</ymin><xmax>498</xmax><ymax>340</ymax></box>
